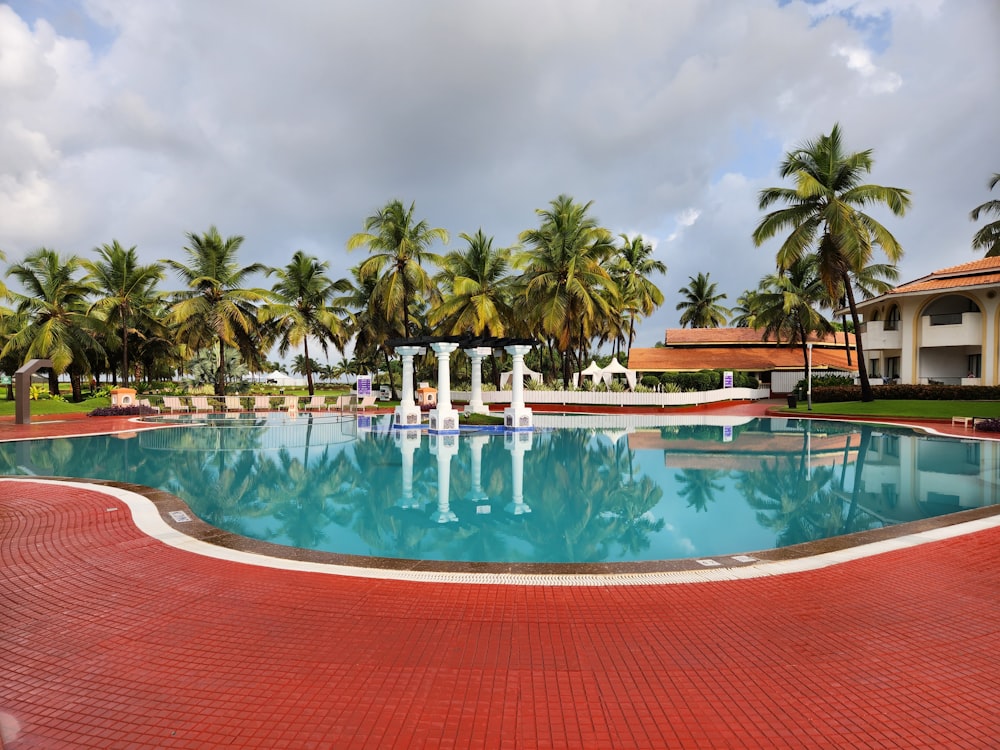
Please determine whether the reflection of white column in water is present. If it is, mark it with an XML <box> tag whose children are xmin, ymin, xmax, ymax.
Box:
<box><xmin>394</xmin><ymin>345</ymin><xmax>425</xmax><ymax>428</ymax></box>
<box><xmin>429</xmin><ymin>341</ymin><xmax>460</xmax><ymax>433</ymax></box>
<box><xmin>394</xmin><ymin>429</ymin><xmax>422</xmax><ymax>509</ymax></box>
<box><xmin>463</xmin><ymin>346</ymin><xmax>493</xmax><ymax>416</ymax></box>
<box><xmin>464</xmin><ymin>433</ymin><xmax>490</xmax><ymax>502</ymax></box>
<box><xmin>503</xmin><ymin>344</ymin><xmax>533</xmax><ymax>431</ymax></box>
<box><xmin>430</xmin><ymin>433</ymin><xmax>459</xmax><ymax>523</ymax></box>
<box><xmin>504</xmin><ymin>431</ymin><xmax>532</xmax><ymax>515</ymax></box>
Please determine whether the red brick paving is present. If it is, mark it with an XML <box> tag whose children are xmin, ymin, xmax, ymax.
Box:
<box><xmin>3</xmin><ymin>481</ymin><xmax>1000</xmax><ymax>748</ymax></box>
<box><xmin>2</xmin><ymin>403</ymin><xmax>1000</xmax><ymax>748</ymax></box>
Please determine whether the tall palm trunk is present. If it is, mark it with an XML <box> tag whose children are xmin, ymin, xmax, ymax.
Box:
<box><xmin>215</xmin><ymin>339</ymin><xmax>227</xmax><ymax>396</ymax></box>
<box><xmin>842</xmin><ymin>273</ymin><xmax>874</xmax><ymax>402</ymax></box>
<box><xmin>303</xmin><ymin>337</ymin><xmax>314</xmax><ymax>396</ymax></box>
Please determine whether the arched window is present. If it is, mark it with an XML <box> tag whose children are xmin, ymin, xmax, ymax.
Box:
<box><xmin>886</xmin><ymin>305</ymin><xmax>900</xmax><ymax>331</ymax></box>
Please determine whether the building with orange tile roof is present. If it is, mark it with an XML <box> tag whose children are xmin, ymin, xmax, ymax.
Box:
<box><xmin>627</xmin><ymin>328</ymin><xmax>856</xmax><ymax>393</ymax></box>
<box><xmin>851</xmin><ymin>256</ymin><xmax>1000</xmax><ymax>386</ymax></box>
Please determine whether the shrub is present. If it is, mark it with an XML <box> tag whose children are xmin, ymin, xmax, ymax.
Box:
<box><xmin>640</xmin><ymin>375</ymin><xmax>661</xmax><ymax>388</ymax></box>
<box><xmin>88</xmin><ymin>405</ymin><xmax>159</xmax><ymax>417</ymax></box>
<box><xmin>975</xmin><ymin>418</ymin><xmax>1000</xmax><ymax>433</ymax></box>
<box><xmin>810</xmin><ymin>383</ymin><xmax>1000</xmax><ymax>403</ymax></box>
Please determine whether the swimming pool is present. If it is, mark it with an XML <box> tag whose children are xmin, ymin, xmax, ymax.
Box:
<box><xmin>2</xmin><ymin>415</ymin><xmax>996</xmax><ymax>563</ymax></box>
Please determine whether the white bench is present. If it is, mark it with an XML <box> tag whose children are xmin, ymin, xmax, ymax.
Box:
<box><xmin>951</xmin><ymin>416</ymin><xmax>972</xmax><ymax>428</ymax></box>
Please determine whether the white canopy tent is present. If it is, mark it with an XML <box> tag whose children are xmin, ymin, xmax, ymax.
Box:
<box><xmin>500</xmin><ymin>366</ymin><xmax>542</xmax><ymax>388</ymax></box>
<box><xmin>264</xmin><ymin>370</ymin><xmax>308</xmax><ymax>387</ymax></box>
<box><xmin>599</xmin><ymin>358</ymin><xmax>638</xmax><ymax>390</ymax></box>
<box><xmin>573</xmin><ymin>360</ymin><xmax>605</xmax><ymax>388</ymax></box>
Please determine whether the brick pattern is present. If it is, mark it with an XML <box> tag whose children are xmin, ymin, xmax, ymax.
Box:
<box><xmin>3</xmin><ymin>481</ymin><xmax>999</xmax><ymax>749</ymax></box>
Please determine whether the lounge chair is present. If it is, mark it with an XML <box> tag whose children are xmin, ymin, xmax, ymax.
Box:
<box><xmin>139</xmin><ymin>398</ymin><xmax>160</xmax><ymax>414</ymax></box>
<box><xmin>191</xmin><ymin>396</ymin><xmax>212</xmax><ymax>413</ymax></box>
<box><xmin>281</xmin><ymin>395</ymin><xmax>300</xmax><ymax>411</ymax></box>
<box><xmin>357</xmin><ymin>396</ymin><xmax>376</xmax><ymax>412</ymax></box>
<box><xmin>224</xmin><ymin>395</ymin><xmax>244</xmax><ymax>412</ymax></box>
<box><xmin>162</xmin><ymin>396</ymin><xmax>189</xmax><ymax>413</ymax></box>
<box><xmin>332</xmin><ymin>395</ymin><xmax>353</xmax><ymax>412</ymax></box>
<box><xmin>253</xmin><ymin>395</ymin><xmax>272</xmax><ymax>411</ymax></box>
<box><xmin>304</xmin><ymin>395</ymin><xmax>328</xmax><ymax>411</ymax></box>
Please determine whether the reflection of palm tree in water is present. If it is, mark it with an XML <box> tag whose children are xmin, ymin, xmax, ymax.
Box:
<box><xmin>254</xmin><ymin>447</ymin><xmax>352</xmax><ymax>549</ymax></box>
<box><xmin>518</xmin><ymin>430</ymin><xmax>665</xmax><ymax>563</ymax></box>
<box><xmin>675</xmin><ymin>469</ymin><xmax>727</xmax><ymax>513</ymax></box>
<box><xmin>163</xmin><ymin>448</ymin><xmax>263</xmax><ymax>536</ymax></box>
<box><xmin>336</xmin><ymin>432</ymin><xmax>434</xmax><ymax>557</ymax></box>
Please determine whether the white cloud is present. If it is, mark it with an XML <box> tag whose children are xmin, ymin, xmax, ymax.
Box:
<box><xmin>0</xmin><ymin>0</ymin><xmax>997</xmax><ymax>350</ymax></box>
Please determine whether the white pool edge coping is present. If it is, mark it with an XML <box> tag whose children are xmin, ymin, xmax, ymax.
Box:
<box><xmin>6</xmin><ymin>477</ymin><xmax>999</xmax><ymax>587</ymax></box>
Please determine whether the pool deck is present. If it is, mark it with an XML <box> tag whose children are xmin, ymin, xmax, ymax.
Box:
<box><xmin>2</xmin><ymin>403</ymin><xmax>999</xmax><ymax>748</ymax></box>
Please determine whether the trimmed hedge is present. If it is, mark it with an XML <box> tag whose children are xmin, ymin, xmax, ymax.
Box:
<box><xmin>660</xmin><ymin>369</ymin><xmax>760</xmax><ymax>391</ymax></box>
<box><xmin>812</xmin><ymin>384</ymin><xmax>1000</xmax><ymax>403</ymax></box>
<box><xmin>88</xmin><ymin>405</ymin><xmax>159</xmax><ymax>417</ymax></box>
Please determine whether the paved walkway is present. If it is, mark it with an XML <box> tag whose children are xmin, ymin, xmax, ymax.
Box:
<box><xmin>2</xmin><ymin>404</ymin><xmax>1000</xmax><ymax>748</ymax></box>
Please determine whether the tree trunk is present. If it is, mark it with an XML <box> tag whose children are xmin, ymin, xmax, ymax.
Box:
<box><xmin>122</xmin><ymin>315</ymin><xmax>130</xmax><ymax>387</ymax></box>
<box><xmin>842</xmin><ymin>273</ymin><xmax>874</xmax><ymax>402</ymax></box>
<box><xmin>215</xmin><ymin>339</ymin><xmax>227</xmax><ymax>397</ymax></box>
<box><xmin>841</xmin><ymin>313</ymin><xmax>852</xmax><ymax>366</ymax></box>
<box><xmin>48</xmin><ymin>369</ymin><xmax>60</xmax><ymax>396</ymax></box>
<box><xmin>383</xmin><ymin>349</ymin><xmax>397</xmax><ymax>400</ymax></box>
<box><xmin>304</xmin><ymin>338</ymin><xmax>314</xmax><ymax>396</ymax></box>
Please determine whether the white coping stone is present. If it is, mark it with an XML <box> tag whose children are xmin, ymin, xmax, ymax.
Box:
<box><xmin>4</xmin><ymin>476</ymin><xmax>1000</xmax><ymax>587</ymax></box>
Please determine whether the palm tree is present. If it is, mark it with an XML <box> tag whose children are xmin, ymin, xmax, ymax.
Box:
<box><xmin>262</xmin><ymin>250</ymin><xmax>351</xmax><ymax>396</ymax></box>
<box><xmin>832</xmin><ymin>260</ymin><xmax>898</xmax><ymax>366</ymax></box>
<box><xmin>82</xmin><ymin>241</ymin><xmax>165</xmax><ymax>386</ymax></box>
<box><xmin>164</xmin><ymin>226</ymin><xmax>272</xmax><ymax>396</ymax></box>
<box><xmin>752</xmin><ymin>123</ymin><xmax>910</xmax><ymax>401</ymax></box>
<box><xmin>340</xmin><ymin>264</ymin><xmax>402</xmax><ymax>398</ymax></box>
<box><xmin>431</xmin><ymin>229</ymin><xmax>515</xmax><ymax>338</ymax></box>
<box><xmin>730</xmin><ymin>289</ymin><xmax>763</xmax><ymax>328</ymax></box>
<box><xmin>970</xmin><ymin>173</ymin><xmax>1000</xmax><ymax>256</ymax></box>
<box><xmin>517</xmin><ymin>194</ymin><xmax>618</xmax><ymax>385</ymax></box>
<box><xmin>610</xmin><ymin>234</ymin><xmax>666</xmax><ymax>354</ymax></box>
<box><xmin>346</xmin><ymin>199</ymin><xmax>448</xmax><ymax>339</ymax></box>
<box><xmin>675</xmin><ymin>272</ymin><xmax>729</xmax><ymax>328</ymax></box>
<box><xmin>3</xmin><ymin>248</ymin><xmax>103</xmax><ymax>400</ymax></box>
<box><xmin>754</xmin><ymin>254</ymin><xmax>835</xmax><ymax>388</ymax></box>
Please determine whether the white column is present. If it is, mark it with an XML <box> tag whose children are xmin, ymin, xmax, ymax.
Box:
<box><xmin>429</xmin><ymin>341</ymin><xmax>460</xmax><ymax>433</ymax></box>
<box><xmin>394</xmin><ymin>428</ymin><xmax>422</xmax><ymax>509</ymax></box>
<box><xmin>464</xmin><ymin>433</ymin><xmax>490</xmax><ymax>502</ymax></box>
<box><xmin>463</xmin><ymin>346</ymin><xmax>493</xmax><ymax>415</ymax></box>
<box><xmin>503</xmin><ymin>344</ymin><xmax>533</xmax><ymax>431</ymax></box>
<box><xmin>393</xmin><ymin>345</ymin><xmax>424</xmax><ymax>428</ymax></box>
<box><xmin>430</xmin><ymin>433</ymin><xmax>459</xmax><ymax>523</ymax></box>
<box><xmin>504</xmin><ymin>431</ymin><xmax>532</xmax><ymax>515</ymax></box>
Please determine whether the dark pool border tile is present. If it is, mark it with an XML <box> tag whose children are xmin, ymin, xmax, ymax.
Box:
<box><xmin>28</xmin><ymin>476</ymin><xmax>1000</xmax><ymax>577</ymax></box>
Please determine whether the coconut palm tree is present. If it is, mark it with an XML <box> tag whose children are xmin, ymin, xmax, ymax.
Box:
<box><xmin>346</xmin><ymin>199</ymin><xmax>448</xmax><ymax>339</ymax></box>
<box><xmin>82</xmin><ymin>240</ymin><xmax>166</xmax><ymax>386</ymax></box>
<box><xmin>754</xmin><ymin>254</ymin><xmax>835</xmax><ymax>388</ymax></box>
<box><xmin>752</xmin><ymin>123</ymin><xmax>910</xmax><ymax>401</ymax></box>
<box><xmin>971</xmin><ymin>173</ymin><xmax>1000</xmax><ymax>257</ymax></box>
<box><xmin>164</xmin><ymin>226</ymin><xmax>272</xmax><ymax>396</ymax></box>
<box><xmin>730</xmin><ymin>289</ymin><xmax>763</xmax><ymax>328</ymax></box>
<box><xmin>517</xmin><ymin>194</ymin><xmax>618</xmax><ymax>385</ymax></box>
<box><xmin>431</xmin><ymin>229</ymin><xmax>515</xmax><ymax>338</ymax></box>
<box><xmin>676</xmin><ymin>272</ymin><xmax>729</xmax><ymax>328</ymax></box>
<box><xmin>262</xmin><ymin>250</ymin><xmax>351</xmax><ymax>396</ymax></box>
<box><xmin>610</xmin><ymin>234</ymin><xmax>666</xmax><ymax>354</ymax></box>
<box><xmin>4</xmin><ymin>248</ymin><xmax>104</xmax><ymax>400</ymax></box>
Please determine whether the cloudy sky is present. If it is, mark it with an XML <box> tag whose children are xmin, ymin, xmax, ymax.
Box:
<box><xmin>1</xmin><ymin>0</ymin><xmax>998</xmax><ymax>350</ymax></box>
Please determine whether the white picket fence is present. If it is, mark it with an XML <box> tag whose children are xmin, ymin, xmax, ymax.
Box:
<box><xmin>451</xmin><ymin>386</ymin><xmax>772</xmax><ymax>408</ymax></box>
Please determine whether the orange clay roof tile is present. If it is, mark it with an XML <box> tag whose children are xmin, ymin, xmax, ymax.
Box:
<box><xmin>627</xmin><ymin>345</ymin><xmax>855</xmax><ymax>371</ymax></box>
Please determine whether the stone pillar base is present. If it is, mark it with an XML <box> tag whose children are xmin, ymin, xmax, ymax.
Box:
<box><xmin>394</xmin><ymin>404</ymin><xmax>423</xmax><ymax>429</ymax></box>
<box><xmin>429</xmin><ymin>407</ymin><xmax>460</xmax><ymax>433</ymax></box>
<box><xmin>503</xmin><ymin>405</ymin><xmax>533</xmax><ymax>431</ymax></box>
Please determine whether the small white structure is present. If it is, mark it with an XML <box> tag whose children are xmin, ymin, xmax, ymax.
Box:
<box><xmin>500</xmin><ymin>366</ymin><xmax>542</xmax><ymax>389</ymax></box>
<box><xmin>264</xmin><ymin>370</ymin><xmax>307</xmax><ymax>387</ymax></box>
<box><xmin>600</xmin><ymin>358</ymin><xmax>638</xmax><ymax>390</ymax></box>
<box><xmin>573</xmin><ymin>359</ymin><xmax>638</xmax><ymax>390</ymax></box>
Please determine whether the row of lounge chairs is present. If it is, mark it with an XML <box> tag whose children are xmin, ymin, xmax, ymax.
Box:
<box><xmin>160</xmin><ymin>395</ymin><xmax>377</xmax><ymax>414</ymax></box>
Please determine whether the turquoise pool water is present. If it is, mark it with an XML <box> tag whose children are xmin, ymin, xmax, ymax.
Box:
<box><xmin>2</xmin><ymin>415</ymin><xmax>996</xmax><ymax>563</ymax></box>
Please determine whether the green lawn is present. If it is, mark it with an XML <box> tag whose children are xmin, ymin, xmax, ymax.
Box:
<box><xmin>784</xmin><ymin>400</ymin><xmax>1000</xmax><ymax>419</ymax></box>
<box><xmin>0</xmin><ymin>395</ymin><xmax>111</xmax><ymax>417</ymax></box>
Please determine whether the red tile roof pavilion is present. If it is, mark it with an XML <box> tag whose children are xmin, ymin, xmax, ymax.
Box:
<box><xmin>628</xmin><ymin>328</ymin><xmax>856</xmax><ymax>373</ymax></box>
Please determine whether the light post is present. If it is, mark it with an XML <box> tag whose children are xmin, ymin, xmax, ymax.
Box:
<box><xmin>806</xmin><ymin>342</ymin><xmax>813</xmax><ymax>412</ymax></box>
